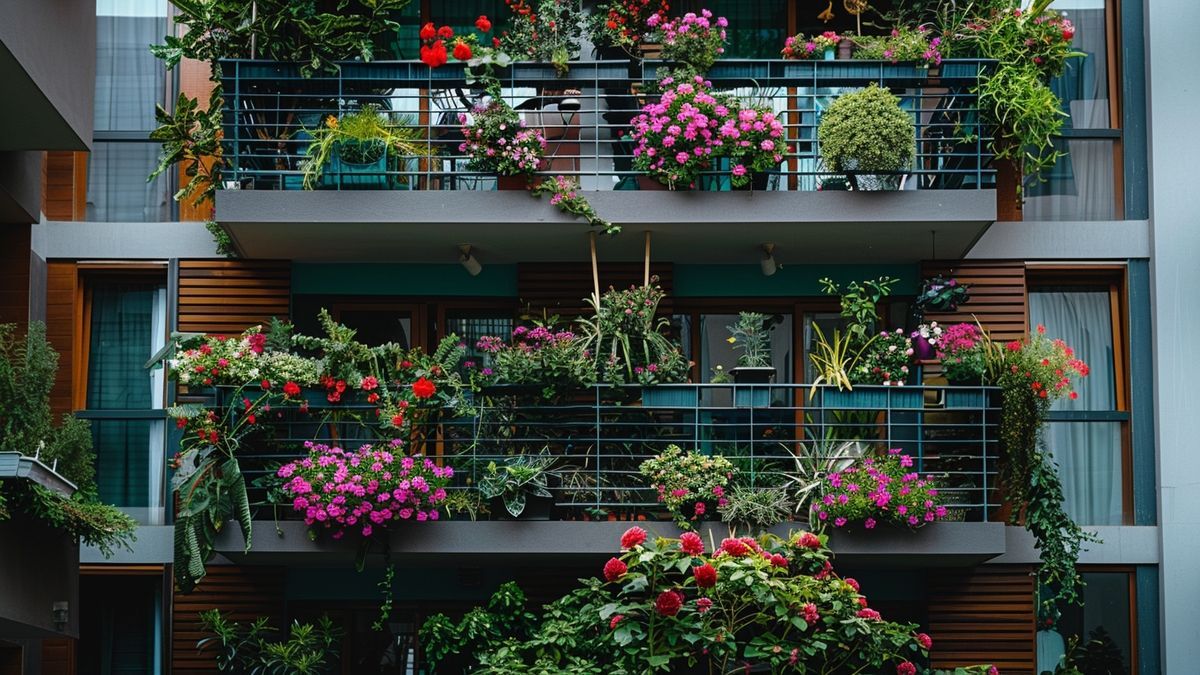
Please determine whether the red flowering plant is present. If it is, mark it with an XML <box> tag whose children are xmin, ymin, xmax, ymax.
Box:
<box><xmin>630</xmin><ymin>75</ymin><xmax>732</xmax><ymax>189</ymax></box>
<box><xmin>854</xmin><ymin>328</ymin><xmax>914</xmax><ymax>386</ymax></box>
<box><xmin>639</xmin><ymin>445</ymin><xmax>735</xmax><ymax>528</ymax></box>
<box><xmin>814</xmin><ymin>449</ymin><xmax>948</xmax><ymax>531</ymax></box>
<box><xmin>420</xmin><ymin>16</ymin><xmax>513</xmax><ymax>83</ymax></box>
<box><xmin>457</xmin><ymin>98</ymin><xmax>547</xmax><ymax>178</ymax></box>
<box><xmin>852</xmin><ymin>25</ymin><xmax>944</xmax><ymax>66</ymax></box>
<box><xmin>589</xmin><ymin>0</ymin><xmax>671</xmax><ymax>54</ymax></box>
<box><xmin>422</xmin><ymin>527</ymin><xmax>980</xmax><ymax>673</ymax></box>
<box><xmin>277</xmin><ymin>440</ymin><xmax>453</xmax><ymax>539</ymax></box>
<box><xmin>168</xmin><ymin>326</ymin><xmax>319</xmax><ymax>390</ymax></box>
<box><xmin>500</xmin><ymin>0</ymin><xmax>585</xmax><ymax>76</ymax></box>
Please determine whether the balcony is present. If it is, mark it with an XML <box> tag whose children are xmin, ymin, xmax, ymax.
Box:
<box><xmin>210</xmin><ymin>383</ymin><xmax>1009</xmax><ymax>565</ymax></box>
<box><xmin>216</xmin><ymin>59</ymin><xmax>997</xmax><ymax>262</ymax></box>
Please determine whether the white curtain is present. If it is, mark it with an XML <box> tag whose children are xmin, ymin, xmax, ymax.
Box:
<box><xmin>1029</xmin><ymin>291</ymin><xmax>1123</xmax><ymax>525</ymax></box>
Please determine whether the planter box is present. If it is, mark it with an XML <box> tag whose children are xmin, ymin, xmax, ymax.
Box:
<box><xmin>641</xmin><ymin>386</ymin><xmax>699</xmax><ymax>408</ymax></box>
<box><xmin>731</xmin><ymin>366</ymin><xmax>776</xmax><ymax>384</ymax></box>
<box><xmin>820</xmin><ymin>387</ymin><xmax>921</xmax><ymax>409</ymax></box>
<box><xmin>324</xmin><ymin>150</ymin><xmax>388</xmax><ymax>190</ymax></box>
<box><xmin>734</xmin><ymin>387</ymin><xmax>772</xmax><ymax>408</ymax></box>
<box><xmin>944</xmin><ymin>389</ymin><xmax>986</xmax><ymax>409</ymax></box>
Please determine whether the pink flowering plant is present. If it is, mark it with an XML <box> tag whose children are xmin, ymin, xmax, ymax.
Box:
<box><xmin>531</xmin><ymin>175</ymin><xmax>619</xmax><ymax>235</ymax></box>
<box><xmin>168</xmin><ymin>326</ymin><xmax>318</xmax><ymax>388</ymax></box>
<box><xmin>780</xmin><ymin>34</ymin><xmax>821</xmax><ymax>59</ymax></box>
<box><xmin>854</xmin><ymin>328</ymin><xmax>914</xmax><ymax>386</ymax></box>
<box><xmin>719</xmin><ymin>105</ymin><xmax>786</xmax><ymax>188</ymax></box>
<box><xmin>937</xmin><ymin>322</ymin><xmax>987</xmax><ymax>384</ymax></box>
<box><xmin>475</xmin><ymin>322</ymin><xmax>596</xmax><ymax>398</ymax></box>
<box><xmin>458</xmin><ymin>98</ymin><xmax>546</xmax><ymax>177</ymax></box>
<box><xmin>278</xmin><ymin>440</ymin><xmax>453</xmax><ymax>539</ymax></box>
<box><xmin>853</xmin><ymin>25</ymin><xmax>944</xmax><ymax>66</ymax></box>
<box><xmin>629</xmin><ymin>75</ymin><xmax>730</xmax><ymax>189</ymax></box>
<box><xmin>815</xmin><ymin>449</ymin><xmax>948</xmax><ymax>530</ymax></box>
<box><xmin>651</xmin><ymin>9</ymin><xmax>728</xmax><ymax>75</ymax></box>
<box><xmin>639</xmin><ymin>445</ymin><xmax>735</xmax><ymax>528</ymax></box>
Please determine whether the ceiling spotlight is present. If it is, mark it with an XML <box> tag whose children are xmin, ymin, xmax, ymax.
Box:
<box><xmin>459</xmin><ymin>245</ymin><xmax>482</xmax><ymax>276</ymax></box>
<box><xmin>760</xmin><ymin>244</ymin><xmax>777</xmax><ymax>277</ymax></box>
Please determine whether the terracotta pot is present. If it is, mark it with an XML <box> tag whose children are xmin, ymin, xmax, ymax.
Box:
<box><xmin>838</xmin><ymin>41</ymin><xmax>854</xmax><ymax>60</ymax></box>
<box><xmin>497</xmin><ymin>174</ymin><xmax>531</xmax><ymax>190</ymax></box>
<box><xmin>638</xmin><ymin>42</ymin><xmax>664</xmax><ymax>60</ymax></box>
<box><xmin>637</xmin><ymin>175</ymin><xmax>670</xmax><ymax>191</ymax></box>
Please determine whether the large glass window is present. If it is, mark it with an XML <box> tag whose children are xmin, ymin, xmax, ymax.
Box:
<box><xmin>1038</xmin><ymin>570</ymin><xmax>1134</xmax><ymax>674</ymax></box>
<box><xmin>1024</xmin><ymin>0</ymin><xmax>1121</xmax><ymax>220</ymax></box>
<box><xmin>1029</xmin><ymin>286</ymin><xmax>1126</xmax><ymax>525</ymax></box>
<box><xmin>79</xmin><ymin>574</ymin><xmax>163</xmax><ymax>675</ymax></box>
<box><xmin>83</xmin><ymin>277</ymin><xmax>168</xmax><ymax>524</ymax></box>
<box><xmin>89</xmin><ymin>0</ymin><xmax>172</xmax><ymax>221</ymax></box>
<box><xmin>679</xmin><ymin>312</ymin><xmax>793</xmax><ymax>383</ymax></box>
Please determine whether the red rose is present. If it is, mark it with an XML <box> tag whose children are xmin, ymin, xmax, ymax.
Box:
<box><xmin>475</xmin><ymin>15</ymin><xmax>492</xmax><ymax>32</ymax></box>
<box><xmin>283</xmin><ymin>381</ymin><xmax>301</xmax><ymax>398</ymax></box>
<box><xmin>845</xmin><ymin>577</ymin><xmax>860</xmax><ymax>592</ymax></box>
<box><xmin>692</xmin><ymin>563</ymin><xmax>717</xmax><ymax>588</ymax></box>
<box><xmin>897</xmin><ymin>662</ymin><xmax>917</xmax><ymax>675</ymax></box>
<box><xmin>679</xmin><ymin>531</ymin><xmax>704</xmax><ymax>556</ymax></box>
<box><xmin>603</xmin><ymin>557</ymin><xmax>627</xmax><ymax>582</ymax></box>
<box><xmin>798</xmin><ymin>532</ymin><xmax>821</xmax><ymax>549</ymax></box>
<box><xmin>453</xmin><ymin>40</ymin><xmax>473</xmax><ymax>61</ymax></box>
<box><xmin>915</xmin><ymin>632</ymin><xmax>933</xmax><ymax>650</ymax></box>
<box><xmin>391</xmin><ymin>414</ymin><xmax>404</xmax><ymax>427</ymax></box>
<box><xmin>437</xmin><ymin>25</ymin><xmax>454</xmax><ymax>39</ymax></box>
<box><xmin>719</xmin><ymin>537</ymin><xmax>749</xmax><ymax>557</ymax></box>
<box><xmin>770</xmin><ymin>553</ymin><xmax>788</xmax><ymax>568</ymax></box>
<box><xmin>419</xmin><ymin>22</ymin><xmax>436</xmax><ymax>40</ymax></box>
<box><xmin>367</xmin><ymin>392</ymin><xmax>380</xmax><ymax>404</ymax></box>
<box><xmin>857</xmin><ymin>608</ymin><xmax>882</xmax><ymax>621</ymax></box>
<box><xmin>620</xmin><ymin>526</ymin><xmax>647</xmax><ymax>549</ymax></box>
<box><xmin>654</xmin><ymin>590</ymin><xmax>683</xmax><ymax>617</ymax></box>
<box><xmin>412</xmin><ymin>377</ymin><xmax>437</xmax><ymax>399</ymax></box>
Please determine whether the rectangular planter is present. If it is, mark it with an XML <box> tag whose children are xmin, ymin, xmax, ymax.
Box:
<box><xmin>324</xmin><ymin>151</ymin><xmax>388</xmax><ymax>190</ymax></box>
<box><xmin>944</xmin><ymin>389</ymin><xmax>986</xmax><ymax>409</ymax></box>
<box><xmin>641</xmin><ymin>386</ymin><xmax>699</xmax><ymax>408</ymax></box>
<box><xmin>820</xmin><ymin>387</ymin><xmax>921</xmax><ymax>409</ymax></box>
<box><xmin>733</xmin><ymin>387</ymin><xmax>771</xmax><ymax>408</ymax></box>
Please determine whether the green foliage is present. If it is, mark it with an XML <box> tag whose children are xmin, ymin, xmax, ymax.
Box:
<box><xmin>420</xmin><ymin>582</ymin><xmax>539</xmax><ymax>670</ymax></box>
<box><xmin>577</xmin><ymin>280</ymin><xmax>688</xmax><ymax>386</ymax></box>
<box><xmin>197</xmin><ymin>609</ymin><xmax>343</xmax><ymax>674</ymax></box>
<box><xmin>717</xmin><ymin>486</ymin><xmax>792</xmax><ymax>531</ymax></box>
<box><xmin>149</xmin><ymin>87</ymin><xmax>225</xmax><ymax>206</ymax></box>
<box><xmin>820</xmin><ymin>276</ymin><xmax>899</xmax><ymax>344</ymax></box>
<box><xmin>1027</xmin><ymin>447</ymin><xmax>1100</xmax><ymax>617</ymax></box>
<box><xmin>531</xmin><ymin>175</ymin><xmax>619</xmax><ymax>235</ymax></box>
<box><xmin>0</xmin><ymin>323</ymin><xmax>57</xmax><ymax>454</ymax></box>
<box><xmin>807</xmin><ymin>323</ymin><xmax>873</xmax><ymax>393</ymax></box>
<box><xmin>639</xmin><ymin>445</ymin><xmax>735</xmax><ymax>528</ymax></box>
<box><xmin>300</xmin><ymin>105</ymin><xmax>430</xmax><ymax>189</ymax></box>
<box><xmin>477</xmin><ymin>453</ymin><xmax>556</xmax><ymax>517</ymax></box>
<box><xmin>204</xmin><ymin>221</ymin><xmax>238</xmax><ymax>258</ymax></box>
<box><xmin>726</xmin><ymin>311</ymin><xmax>774</xmax><ymax>368</ymax></box>
<box><xmin>500</xmin><ymin>0</ymin><xmax>586</xmax><ymax>76</ymax></box>
<box><xmin>818</xmin><ymin>83</ymin><xmax>915</xmax><ymax>175</ymax></box>
<box><xmin>8</xmin><ymin>483</ymin><xmax>137</xmax><ymax>558</ymax></box>
<box><xmin>785</xmin><ymin>439</ymin><xmax>867</xmax><ymax>516</ymax></box>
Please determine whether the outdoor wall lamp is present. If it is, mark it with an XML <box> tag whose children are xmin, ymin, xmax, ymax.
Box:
<box><xmin>52</xmin><ymin>601</ymin><xmax>69</xmax><ymax>631</ymax></box>
<box><xmin>459</xmin><ymin>245</ymin><xmax>482</xmax><ymax>276</ymax></box>
<box><xmin>760</xmin><ymin>244</ymin><xmax>778</xmax><ymax>277</ymax></box>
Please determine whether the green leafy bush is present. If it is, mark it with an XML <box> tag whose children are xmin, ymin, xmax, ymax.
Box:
<box><xmin>818</xmin><ymin>83</ymin><xmax>915</xmax><ymax>174</ymax></box>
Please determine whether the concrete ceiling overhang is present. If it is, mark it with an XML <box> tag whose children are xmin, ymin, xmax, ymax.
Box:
<box><xmin>218</xmin><ymin>190</ymin><xmax>997</xmax><ymax>264</ymax></box>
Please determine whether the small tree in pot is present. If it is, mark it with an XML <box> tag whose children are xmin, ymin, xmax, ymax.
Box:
<box><xmin>818</xmin><ymin>83</ymin><xmax>915</xmax><ymax>191</ymax></box>
<box><xmin>726</xmin><ymin>311</ymin><xmax>776</xmax><ymax>384</ymax></box>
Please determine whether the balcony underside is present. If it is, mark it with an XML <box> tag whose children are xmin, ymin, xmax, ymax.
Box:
<box><xmin>213</xmin><ymin>521</ymin><xmax>1006</xmax><ymax>568</ymax></box>
<box><xmin>217</xmin><ymin>189</ymin><xmax>996</xmax><ymax>263</ymax></box>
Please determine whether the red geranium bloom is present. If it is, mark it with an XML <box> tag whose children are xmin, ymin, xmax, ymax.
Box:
<box><xmin>797</xmin><ymin>532</ymin><xmax>821</xmax><ymax>549</ymax></box>
<box><xmin>412</xmin><ymin>377</ymin><xmax>437</xmax><ymax>399</ymax></box>
<box><xmin>391</xmin><ymin>414</ymin><xmax>404</xmax><ymax>427</ymax></box>
<box><xmin>361</xmin><ymin>375</ymin><xmax>379</xmax><ymax>391</ymax></box>
<box><xmin>915</xmin><ymin>632</ymin><xmax>933</xmax><ymax>650</ymax></box>
<box><xmin>283</xmin><ymin>381</ymin><xmax>301</xmax><ymax>398</ymax></box>
<box><xmin>453</xmin><ymin>40</ymin><xmax>473</xmax><ymax>61</ymax></box>
<box><xmin>692</xmin><ymin>563</ymin><xmax>717</xmax><ymax>588</ymax></box>
<box><xmin>609</xmin><ymin>614</ymin><xmax>623</xmax><ymax>630</ymax></box>
<box><xmin>475</xmin><ymin>15</ymin><xmax>492</xmax><ymax>32</ymax></box>
<box><xmin>620</xmin><ymin>526</ymin><xmax>647</xmax><ymax>549</ymax></box>
<box><xmin>419</xmin><ymin>22</ymin><xmax>436</xmax><ymax>40</ymax></box>
<box><xmin>696</xmin><ymin>597</ymin><xmax>713</xmax><ymax>613</ymax></box>
<box><xmin>857</xmin><ymin>608</ymin><xmax>882</xmax><ymax>621</ymax></box>
<box><xmin>260</xmin><ymin>379</ymin><xmax>271</xmax><ymax>390</ymax></box>
<box><xmin>679</xmin><ymin>531</ymin><xmax>704</xmax><ymax>556</ymax></box>
<box><xmin>897</xmin><ymin>662</ymin><xmax>917</xmax><ymax>675</ymax></box>
<box><xmin>437</xmin><ymin>25</ymin><xmax>454</xmax><ymax>39</ymax></box>
<box><xmin>719</xmin><ymin>537</ymin><xmax>749</xmax><ymax>557</ymax></box>
<box><xmin>420</xmin><ymin>41</ymin><xmax>448</xmax><ymax>68</ymax></box>
<box><xmin>603</xmin><ymin>557</ymin><xmax>627</xmax><ymax>582</ymax></box>
<box><xmin>367</xmin><ymin>392</ymin><xmax>380</xmax><ymax>404</ymax></box>
<box><xmin>654</xmin><ymin>590</ymin><xmax>683</xmax><ymax>617</ymax></box>
<box><xmin>845</xmin><ymin>577</ymin><xmax>860</xmax><ymax>592</ymax></box>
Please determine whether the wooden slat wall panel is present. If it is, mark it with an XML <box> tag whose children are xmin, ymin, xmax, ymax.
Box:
<box><xmin>172</xmin><ymin>565</ymin><xmax>286</xmax><ymax>675</ymax></box>
<box><xmin>517</xmin><ymin>263</ymin><xmax>674</xmax><ymax>317</ymax></box>
<box><xmin>42</xmin><ymin>151</ymin><xmax>86</xmax><ymax>221</ymax></box>
<box><xmin>45</xmin><ymin>262</ymin><xmax>79</xmax><ymax>416</ymax></box>
<box><xmin>39</xmin><ymin>639</ymin><xmax>76</xmax><ymax>675</ymax></box>
<box><xmin>919</xmin><ymin>261</ymin><xmax>1028</xmax><ymax>342</ymax></box>
<box><xmin>928</xmin><ymin>565</ymin><xmax>1037</xmax><ymax>674</ymax></box>
<box><xmin>177</xmin><ymin>260</ymin><xmax>291</xmax><ymax>334</ymax></box>
<box><xmin>0</xmin><ymin>226</ymin><xmax>32</xmax><ymax>331</ymax></box>
<box><xmin>177</xmin><ymin>56</ymin><xmax>217</xmax><ymax>222</ymax></box>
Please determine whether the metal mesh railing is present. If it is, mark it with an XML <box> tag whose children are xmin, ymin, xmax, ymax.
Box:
<box><xmin>220</xmin><ymin>58</ymin><xmax>996</xmax><ymax>193</ymax></box>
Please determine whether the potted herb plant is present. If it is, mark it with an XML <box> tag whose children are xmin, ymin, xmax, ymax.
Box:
<box><xmin>477</xmin><ymin>453</ymin><xmax>557</xmax><ymax>519</ymax></box>
<box><xmin>458</xmin><ymin>98</ymin><xmax>548</xmax><ymax>190</ymax></box>
<box><xmin>301</xmin><ymin>105</ymin><xmax>428</xmax><ymax>190</ymax></box>
<box><xmin>726</xmin><ymin>311</ymin><xmax>776</xmax><ymax>407</ymax></box>
<box><xmin>817</xmin><ymin>83</ymin><xmax>915</xmax><ymax>191</ymax></box>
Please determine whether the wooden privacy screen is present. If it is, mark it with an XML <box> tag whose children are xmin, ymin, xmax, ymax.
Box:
<box><xmin>42</xmin><ymin>151</ymin><xmax>87</xmax><ymax>221</ymax></box>
<box><xmin>919</xmin><ymin>260</ymin><xmax>1029</xmax><ymax>343</ymax></box>
<box><xmin>0</xmin><ymin>226</ymin><xmax>32</xmax><ymax>331</ymax></box>
<box><xmin>178</xmin><ymin>260</ymin><xmax>291</xmax><ymax>335</ymax></box>
<box><xmin>517</xmin><ymin>263</ymin><xmax>674</xmax><ymax>317</ymax></box>
<box><xmin>172</xmin><ymin>565</ymin><xmax>286</xmax><ymax>675</ymax></box>
<box><xmin>45</xmin><ymin>261</ymin><xmax>80</xmax><ymax>416</ymax></box>
<box><xmin>927</xmin><ymin>565</ymin><xmax>1037</xmax><ymax>674</ymax></box>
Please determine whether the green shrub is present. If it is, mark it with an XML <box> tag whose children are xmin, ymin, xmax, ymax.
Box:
<box><xmin>818</xmin><ymin>83</ymin><xmax>915</xmax><ymax>174</ymax></box>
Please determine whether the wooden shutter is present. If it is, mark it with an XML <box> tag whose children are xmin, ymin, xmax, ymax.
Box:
<box><xmin>171</xmin><ymin>565</ymin><xmax>286</xmax><ymax>675</ymax></box>
<box><xmin>0</xmin><ymin>226</ymin><xmax>32</xmax><ymax>331</ymax></box>
<box><xmin>42</xmin><ymin>151</ymin><xmax>87</xmax><ymax>221</ymax></box>
<box><xmin>927</xmin><ymin>565</ymin><xmax>1037</xmax><ymax>674</ymax></box>
<box><xmin>517</xmin><ymin>263</ymin><xmax>674</xmax><ymax>317</ymax></box>
<box><xmin>177</xmin><ymin>261</ymin><xmax>291</xmax><ymax>335</ymax></box>
<box><xmin>45</xmin><ymin>261</ymin><xmax>81</xmax><ymax>415</ymax></box>
<box><xmin>919</xmin><ymin>260</ymin><xmax>1028</xmax><ymax>343</ymax></box>
<box><xmin>39</xmin><ymin>639</ymin><xmax>75</xmax><ymax>675</ymax></box>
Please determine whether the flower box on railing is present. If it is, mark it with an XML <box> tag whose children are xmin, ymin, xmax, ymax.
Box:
<box><xmin>641</xmin><ymin>386</ymin><xmax>699</xmax><ymax>408</ymax></box>
<box><xmin>817</xmin><ymin>386</ymin><xmax>923</xmax><ymax>410</ymax></box>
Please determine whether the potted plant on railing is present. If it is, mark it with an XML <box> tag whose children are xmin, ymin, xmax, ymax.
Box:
<box><xmin>726</xmin><ymin>311</ymin><xmax>778</xmax><ymax>407</ymax></box>
<box><xmin>639</xmin><ymin>445</ymin><xmax>734</xmax><ymax>529</ymax></box>
<box><xmin>475</xmin><ymin>322</ymin><xmax>596</xmax><ymax>401</ymax></box>
<box><xmin>300</xmin><ymin>105</ymin><xmax>429</xmax><ymax>190</ymax></box>
<box><xmin>851</xmin><ymin>25</ymin><xmax>944</xmax><ymax>70</ymax></box>
<box><xmin>814</xmin><ymin>448</ymin><xmax>948</xmax><ymax>531</ymax></box>
<box><xmin>719</xmin><ymin>104</ymin><xmax>787</xmax><ymax>191</ymax></box>
<box><xmin>818</xmin><ymin>83</ymin><xmax>915</xmax><ymax>191</ymax></box>
<box><xmin>629</xmin><ymin>76</ymin><xmax>729</xmax><ymax>190</ymax></box>
<box><xmin>589</xmin><ymin>0</ymin><xmax>671</xmax><ymax>61</ymax></box>
<box><xmin>458</xmin><ymin>97</ymin><xmax>548</xmax><ymax>190</ymax></box>
<box><xmin>847</xmin><ymin>328</ymin><xmax>920</xmax><ymax>407</ymax></box>
<box><xmin>477</xmin><ymin>453</ymin><xmax>557</xmax><ymax>519</ymax></box>
<box><xmin>500</xmin><ymin>0</ymin><xmax>585</xmax><ymax>77</ymax></box>
<box><xmin>938</xmin><ymin>322</ymin><xmax>988</xmax><ymax>407</ymax></box>
<box><xmin>911</xmin><ymin>275</ymin><xmax>970</xmax><ymax>358</ymax></box>
<box><xmin>650</xmin><ymin>9</ymin><xmax>728</xmax><ymax>81</ymax></box>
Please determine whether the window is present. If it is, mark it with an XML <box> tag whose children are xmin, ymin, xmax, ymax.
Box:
<box><xmin>1038</xmin><ymin>570</ymin><xmax>1135</xmax><ymax>674</ymax></box>
<box><xmin>79</xmin><ymin>573</ymin><xmax>163</xmax><ymax>675</ymax></box>
<box><xmin>89</xmin><ymin>0</ymin><xmax>172</xmax><ymax>221</ymax></box>
<box><xmin>678</xmin><ymin>312</ymin><xmax>793</xmax><ymax>383</ymax></box>
<box><xmin>80</xmin><ymin>274</ymin><xmax>169</xmax><ymax>524</ymax></box>
<box><xmin>443</xmin><ymin>309</ymin><xmax>514</xmax><ymax>362</ymax></box>
<box><xmin>1024</xmin><ymin>0</ymin><xmax>1122</xmax><ymax>220</ymax></box>
<box><xmin>332</xmin><ymin>303</ymin><xmax>424</xmax><ymax>349</ymax></box>
<box><xmin>1029</xmin><ymin>274</ymin><xmax>1130</xmax><ymax>526</ymax></box>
